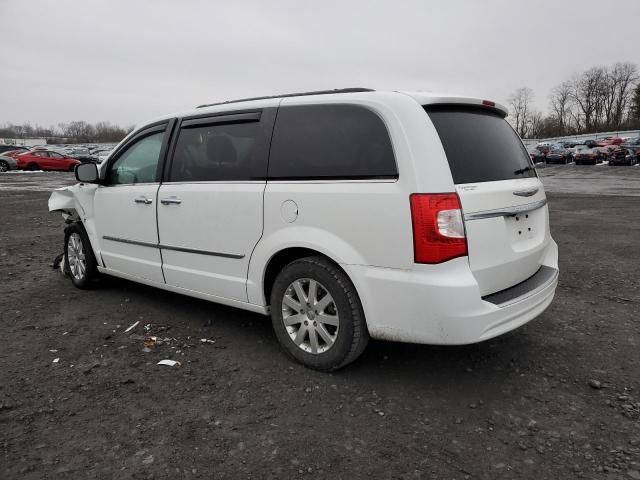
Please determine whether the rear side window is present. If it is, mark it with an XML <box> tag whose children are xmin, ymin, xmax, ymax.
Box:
<box><xmin>169</xmin><ymin>121</ymin><xmax>264</xmax><ymax>182</ymax></box>
<box><xmin>425</xmin><ymin>106</ymin><xmax>536</xmax><ymax>184</ymax></box>
<box><xmin>268</xmin><ymin>104</ymin><xmax>397</xmax><ymax>179</ymax></box>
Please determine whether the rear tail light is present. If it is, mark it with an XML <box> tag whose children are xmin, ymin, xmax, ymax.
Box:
<box><xmin>482</xmin><ymin>100</ymin><xmax>496</xmax><ymax>107</ymax></box>
<box><xmin>410</xmin><ymin>193</ymin><xmax>467</xmax><ymax>264</ymax></box>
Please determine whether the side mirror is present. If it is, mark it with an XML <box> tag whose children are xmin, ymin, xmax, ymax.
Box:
<box><xmin>75</xmin><ymin>162</ymin><xmax>99</xmax><ymax>183</ymax></box>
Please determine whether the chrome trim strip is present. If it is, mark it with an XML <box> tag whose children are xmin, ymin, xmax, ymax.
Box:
<box><xmin>102</xmin><ymin>235</ymin><xmax>157</xmax><ymax>248</ymax></box>
<box><xmin>159</xmin><ymin>243</ymin><xmax>245</xmax><ymax>259</ymax></box>
<box><xmin>464</xmin><ymin>198</ymin><xmax>548</xmax><ymax>221</ymax></box>
<box><xmin>102</xmin><ymin>236</ymin><xmax>244</xmax><ymax>259</ymax></box>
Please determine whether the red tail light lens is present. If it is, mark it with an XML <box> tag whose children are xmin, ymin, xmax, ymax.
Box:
<box><xmin>410</xmin><ymin>193</ymin><xmax>468</xmax><ymax>264</ymax></box>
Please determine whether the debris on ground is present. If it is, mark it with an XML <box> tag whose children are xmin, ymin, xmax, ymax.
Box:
<box><xmin>51</xmin><ymin>252</ymin><xmax>68</xmax><ymax>276</ymax></box>
<box><xmin>200</xmin><ymin>338</ymin><xmax>216</xmax><ymax>344</ymax></box>
<box><xmin>123</xmin><ymin>320</ymin><xmax>140</xmax><ymax>334</ymax></box>
<box><xmin>157</xmin><ymin>359</ymin><xmax>181</xmax><ymax>367</ymax></box>
<box><xmin>589</xmin><ymin>379</ymin><xmax>604</xmax><ymax>389</ymax></box>
<box><xmin>52</xmin><ymin>358</ymin><xmax>59</xmax><ymax>364</ymax></box>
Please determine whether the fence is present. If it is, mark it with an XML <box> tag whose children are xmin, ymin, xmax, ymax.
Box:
<box><xmin>522</xmin><ymin>130</ymin><xmax>640</xmax><ymax>149</ymax></box>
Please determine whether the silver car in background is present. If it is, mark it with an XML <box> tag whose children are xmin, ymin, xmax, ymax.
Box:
<box><xmin>0</xmin><ymin>155</ymin><xmax>18</xmax><ymax>172</ymax></box>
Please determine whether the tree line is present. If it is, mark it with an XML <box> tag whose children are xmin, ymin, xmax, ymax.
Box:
<box><xmin>508</xmin><ymin>62</ymin><xmax>640</xmax><ymax>139</ymax></box>
<box><xmin>0</xmin><ymin>121</ymin><xmax>135</xmax><ymax>144</ymax></box>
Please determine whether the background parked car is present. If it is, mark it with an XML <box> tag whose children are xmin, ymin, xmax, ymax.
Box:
<box><xmin>622</xmin><ymin>136</ymin><xmax>640</xmax><ymax>147</ymax></box>
<box><xmin>0</xmin><ymin>155</ymin><xmax>19</xmax><ymax>172</ymax></box>
<box><xmin>15</xmin><ymin>150</ymin><xmax>81</xmax><ymax>171</ymax></box>
<box><xmin>529</xmin><ymin>148</ymin><xmax>546</xmax><ymax>163</ymax></box>
<box><xmin>545</xmin><ymin>144</ymin><xmax>572</xmax><ymax>164</ymax></box>
<box><xmin>0</xmin><ymin>145</ymin><xmax>29</xmax><ymax>155</ymax></box>
<box><xmin>592</xmin><ymin>146</ymin><xmax>613</xmax><ymax>162</ymax></box>
<box><xmin>62</xmin><ymin>147</ymin><xmax>98</xmax><ymax>163</ymax></box>
<box><xmin>92</xmin><ymin>148</ymin><xmax>113</xmax><ymax>164</ymax></box>
<box><xmin>596</xmin><ymin>137</ymin><xmax>624</xmax><ymax>147</ymax></box>
<box><xmin>574</xmin><ymin>148</ymin><xmax>599</xmax><ymax>165</ymax></box>
<box><xmin>609</xmin><ymin>147</ymin><xmax>638</xmax><ymax>166</ymax></box>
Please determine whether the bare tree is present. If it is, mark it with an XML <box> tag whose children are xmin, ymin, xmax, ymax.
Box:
<box><xmin>527</xmin><ymin>110</ymin><xmax>544</xmax><ymax>138</ymax></box>
<box><xmin>570</xmin><ymin>67</ymin><xmax>607</xmax><ymax>132</ymax></box>
<box><xmin>610</xmin><ymin>62</ymin><xmax>639</xmax><ymax>128</ymax></box>
<box><xmin>549</xmin><ymin>81</ymin><xmax>573</xmax><ymax>135</ymax></box>
<box><xmin>508</xmin><ymin>87</ymin><xmax>534</xmax><ymax>137</ymax></box>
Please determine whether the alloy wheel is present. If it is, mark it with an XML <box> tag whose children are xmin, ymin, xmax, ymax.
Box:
<box><xmin>281</xmin><ymin>278</ymin><xmax>339</xmax><ymax>354</ymax></box>
<box><xmin>67</xmin><ymin>233</ymin><xmax>86</xmax><ymax>281</ymax></box>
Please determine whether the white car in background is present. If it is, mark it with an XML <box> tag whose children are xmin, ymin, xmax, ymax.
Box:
<box><xmin>93</xmin><ymin>149</ymin><xmax>113</xmax><ymax>164</ymax></box>
<box><xmin>49</xmin><ymin>88</ymin><xmax>559</xmax><ymax>371</ymax></box>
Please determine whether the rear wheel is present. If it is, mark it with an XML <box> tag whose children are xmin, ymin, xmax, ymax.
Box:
<box><xmin>0</xmin><ymin>160</ymin><xmax>8</xmax><ymax>172</ymax></box>
<box><xmin>64</xmin><ymin>223</ymin><xmax>99</xmax><ymax>289</ymax></box>
<box><xmin>26</xmin><ymin>162</ymin><xmax>39</xmax><ymax>171</ymax></box>
<box><xmin>270</xmin><ymin>256</ymin><xmax>369</xmax><ymax>371</ymax></box>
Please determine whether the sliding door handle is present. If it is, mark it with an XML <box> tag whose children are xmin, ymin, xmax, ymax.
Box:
<box><xmin>134</xmin><ymin>196</ymin><xmax>153</xmax><ymax>205</ymax></box>
<box><xmin>160</xmin><ymin>196</ymin><xmax>182</xmax><ymax>205</ymax></box>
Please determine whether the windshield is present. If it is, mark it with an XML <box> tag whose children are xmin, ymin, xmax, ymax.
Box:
<box><xmin>425</xmin><ymin>106</ymin><xmax>536</xmax><ymax>184</ymax></box>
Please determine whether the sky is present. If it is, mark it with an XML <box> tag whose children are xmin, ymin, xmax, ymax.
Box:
<box><xmin>1</xmin><ymin>0</ymin><xmax>639</xmax><ymax>128</ymax></box>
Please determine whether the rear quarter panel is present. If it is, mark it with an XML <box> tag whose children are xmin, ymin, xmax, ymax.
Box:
<box><xmin>246</xmin><ymin>92</ymin><xmax>457</xmax><ymax>306</ymax></box>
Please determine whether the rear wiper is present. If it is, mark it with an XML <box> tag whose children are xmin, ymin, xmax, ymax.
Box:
<box><xmin>514</xmin><ymin>165</ymin><xmax>535</xmax><ymax>175</ymax></box>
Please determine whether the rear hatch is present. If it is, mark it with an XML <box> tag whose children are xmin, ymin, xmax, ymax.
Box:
<box><xmin>425</xmin><ymin>105</ymin><xmax>550</xmax><ymax>296</ymax></box>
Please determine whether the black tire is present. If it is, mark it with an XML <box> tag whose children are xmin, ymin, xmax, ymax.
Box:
<box><xmin>270</xmin><ymin>256</ymin><xmax>369</xmax><ymax>371</ymax></box>
<box><xmin>63</xmin><ymin>223</ymin><xmax>99</xmax><ymax>289</ymax></box>
<box><xmin>26</xmin><ymin>162</ymin><xmax>39</xmax><ymax>171</ymax></box>
<box><xmin>0</xmin><ymin>160</ymin><xmax>8</xmax><ymax>172</ymax></box>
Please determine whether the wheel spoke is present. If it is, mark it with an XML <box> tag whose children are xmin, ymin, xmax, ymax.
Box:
<box><xmin>309</xmin><ymin>328</ymin><xmax>319</xmax><ymax>354</ymax></box>
<box><xmin>315</xmin><ymin>293</ymin><xmax>333</xmax><ymax>313</ymax></box>
<box><xmin>293</xmin><ymin>324</ymin><xmax>308</xmax><ymax>345</ymax></box>
<box><xmin>292</xmin><ymin>280</ymin><xmax>307</xmax><ymax>304</ymax></box>
<box><xmin>283</xmin><ymin>295</ymin><xmax>302</xmax><ymax>312</ymax></box>
<box><xmin>317</xmin><ymin>313</ymin><xmax>339</xmax><ymax>327</ymax></box>
<box><xmin>308</xmin><ymin>280</ymin><xmax>318</xmax><ymax>306</ymax></box>
<box><xmin>316</xmin><ymin>323</ymin><xmax>334</xmax><ymax>345</ymax></box>
<box><xmin>283</xmin><ymin>313</ymin><xmax>305</xmax><ymax>326</ymax></box>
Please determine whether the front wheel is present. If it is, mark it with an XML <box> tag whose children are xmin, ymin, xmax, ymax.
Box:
<box><xmin>0</xmin><ymin>160</ymin><xmax>9</xmax><ymax>172</ymax></box>
<box><xmin>270</xmin><ymin>256</ymin><xmax>369</xmax><ymax>371</ymax></box>
<box><xmin>26</xmin><ymin>163</ymin><xmax>39</xmax><ymax>171</ymax></box>
<box><xmin>64</xmin><ymin>223</ymin><xmax>99</xmax><ymax>289</ymax></box>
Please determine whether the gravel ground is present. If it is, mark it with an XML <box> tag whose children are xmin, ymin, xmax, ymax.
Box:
<box><xmin>1</xmin><ymin>168</ymin><xmax>639</xmax><ymax>479</ymax></box>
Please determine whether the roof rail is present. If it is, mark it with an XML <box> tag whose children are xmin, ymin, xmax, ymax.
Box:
<box><xmin>196</xmin><ymin>88</ymin><xmax>375</xmax><ymax>109</ymax></box>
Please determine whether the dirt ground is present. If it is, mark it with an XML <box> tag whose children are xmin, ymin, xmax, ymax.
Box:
<box><xmin>1</xmin><ymin>169</ymin><xmax>639</xmax><ymax>479</ymax></box>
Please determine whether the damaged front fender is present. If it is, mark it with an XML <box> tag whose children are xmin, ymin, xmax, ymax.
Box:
<box><xmin>49</xmin><ymin>184</ymin><xmax>100</xmax><ymax>259</ymax></box>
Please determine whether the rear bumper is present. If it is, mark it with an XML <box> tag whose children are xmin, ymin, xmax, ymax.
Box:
<box><xmin>344</xmin><ymin>239</ymin><xmax>558</xmax><ymax>345</ymax></box>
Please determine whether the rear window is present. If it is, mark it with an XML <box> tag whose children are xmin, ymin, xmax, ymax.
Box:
<box><xmin>425</xmin><ymin>106</ymin><xmax>536</xmax><ymax>184</ymax></box>
<box><xmin>268</xmin><ymin>104</ymin><xmax>397</xmax><ymax>179</ymax></box>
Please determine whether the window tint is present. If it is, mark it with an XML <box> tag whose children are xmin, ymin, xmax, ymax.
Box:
<box><xmin>107</xmin><ymin>131</ymin><xmax>163</xmax><ymax>185</ymax></box>
<box><xmin>268</xmin><ymin>104</ymin><xmax>397</xmax><ymax>179</ymax></box>
<box><xmin>49</xmin><ymin>151</ymin><xmax>63</xmax><ymax>158</ymax></box>
<box><xmin>425</xmin><ymin>106</ymin><xmax>536</xmax><ymax>184</ymax></box>
<box><xmin>169</xmin><ymin>121</ymin><xmax>264</xmax><ymax>182</ymax></box>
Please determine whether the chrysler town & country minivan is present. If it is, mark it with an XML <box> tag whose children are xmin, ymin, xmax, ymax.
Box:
<box><xmin>49</xmin><ymin>88</ymin><xmax>559</xmax><ymax>371</ymax></box>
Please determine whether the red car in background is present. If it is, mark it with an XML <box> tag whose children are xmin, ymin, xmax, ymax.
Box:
<box><xmin>595</xmin><ymin>137</ymin><xmax>624</xmax><ymax>147</ymax></box>
<box><xmin>14</xmin><ymin>150</ymin><xmax>81</xmax><ymax>171</ymax></box>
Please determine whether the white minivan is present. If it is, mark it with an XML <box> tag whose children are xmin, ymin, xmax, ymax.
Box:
<box><xmin>49</xmin><ymin>88</ymin><xmax>558</xmax><ymax>371</ymax></box>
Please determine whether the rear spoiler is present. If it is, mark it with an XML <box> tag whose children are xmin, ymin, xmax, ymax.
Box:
<box><xmin>401</xmin><ymin>92</ymin><xmax>508</xmax><ymax>118</ymax></box>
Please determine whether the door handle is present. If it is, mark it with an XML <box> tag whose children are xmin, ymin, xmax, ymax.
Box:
<box><xmin>134</xmin><ymin>196</ymin><xmax>153</xmax><ymax>205</ymax></box>
<box><xmin>160</xmin><ymin>196</ymin><xmax>182</xmax><ymax>205</ymax></box>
